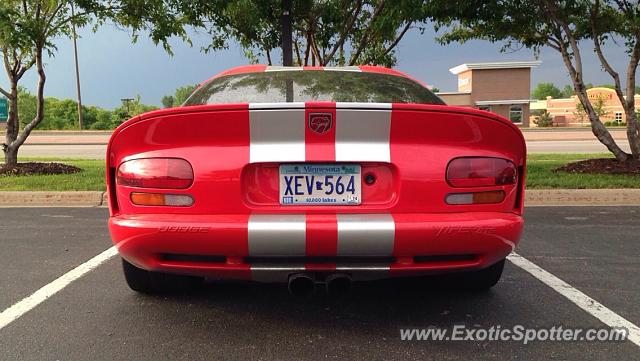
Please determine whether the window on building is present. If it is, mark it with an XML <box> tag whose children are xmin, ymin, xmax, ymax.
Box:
<box><xmin>615</xmin><ymin>112</ymin><xmax>623</xmax><ymax>122</ymax></box>
<box><xmin>478</xmin><ymin>105</ymin><xmax>492</xmax><ymax>112</ymax></box>
<box><xmin>509</xmin><ymin>105</ymin><xmax>523</xmax><ymax>123</ymax></box>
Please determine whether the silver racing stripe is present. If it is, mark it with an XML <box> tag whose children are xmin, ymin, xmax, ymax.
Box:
<box><xmin>335</xmin><ymin>102</ymin><xmax>393</xmax><ymax>109</ymax></box>
<box><xmin>248</xmin><ymin>214</ymin><xmax>306</xmax><ymax>256</ymax></box>
<box><xmin>249</xmin><ymin>107</ymin><xmax>305</xmax><ymax>163</ymax></box>
<box><xmin>336</xmin><ymin>214</ymin><xmax>395</xmax><ymax>256</ymax></box>
<box><xmin>265</xmin><ymin>66</ymin><xmax>304</xmax><ymax>72</ymax></box>
<box><xmin>335</xmin><ymin>104</ymin><xmax>392</xmax><ymax>162</ymax></box>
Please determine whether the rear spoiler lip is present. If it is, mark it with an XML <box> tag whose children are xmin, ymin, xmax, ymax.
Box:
<box><xmin>131</xmin><ymin>101</ymin><xmax>518</xmax><ymax>124</ymax></box>
<box><xmin>131</xmin><ymin>102</ymin><xmax>524</xmax><ymax>147</ymax></box>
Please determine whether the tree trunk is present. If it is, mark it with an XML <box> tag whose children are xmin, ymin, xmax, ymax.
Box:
<box><xmin>280</xmin><ymin>0</ymin><xmax>293</xmax><ymax>66</ymax></box>
<box><xmin>3</xmin><ymin>80</ymin><xmax>19</xmax><ymax>168</ymax></box>
<box><xmin>624</xmin><ymin>43</ymin><xmax>640</xmax><ymax>160</ymax></box>
<box><xmin>555</xmin><ymin>37</ymin><xmax>630</xmax><ymax>161</ymax></box>
<box><xmin>4</xmin><ymin>145</ymin><xmax>18</xmax><ymax>167</ymax></box>
<box><xmin>4</xmin><ymin>48</ymin><xmax>47</xmax><ymax>167</ymax></box>
<box><xmin>575</xmin><ymin>84</ymin><xmax>630</xmax><ymax>162</ymax></box>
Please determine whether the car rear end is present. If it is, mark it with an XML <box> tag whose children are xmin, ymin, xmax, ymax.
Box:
<box><xmin>107</xmin><ymin>67</ymin><xmax>525</xmax><ymax>292</ymax></box>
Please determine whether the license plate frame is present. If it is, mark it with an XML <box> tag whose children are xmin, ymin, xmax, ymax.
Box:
<box><xmin>279</xmin><ymin>164</ymin><xmax>361</xmax><ymax>206</ymax></box>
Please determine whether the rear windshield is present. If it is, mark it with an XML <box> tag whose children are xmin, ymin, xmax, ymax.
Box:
<box><xmin>184</xmin><ymin>70</ymin><xmax>445</xmax><ymax>105</ymax></box>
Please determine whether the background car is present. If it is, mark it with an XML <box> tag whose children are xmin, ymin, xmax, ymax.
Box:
<box><xmin>106</xmin><ymin>65</ymin><xmax>526</xmax><ymax>296</ymax></box>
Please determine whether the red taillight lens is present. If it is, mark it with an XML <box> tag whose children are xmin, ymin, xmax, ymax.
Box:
<box><xmin>446</xmin><ymin>157</ymin><xmax>517</xmax><ymax>187</ymax></box>
<box><xmin>117</xmin><ymin>158</ymin><xmax>193</xmax><ymax>189</ymax></box>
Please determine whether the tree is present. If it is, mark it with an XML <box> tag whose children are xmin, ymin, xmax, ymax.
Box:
<box><xmin>533</xmin><ymin>110</ymin><xmax>553</xmax><ymax>127</ymax></box>
<box><xmin>1</xmin><ymin>0</ymin><xmax>193</xmax><ymax>168</ymax></box>
<box><xmin>161</xmin><ymin>95</ymin><xmax>175</xmax><ymax>108</ymax></box>
<box><xmin>197</xmin><ymin>0</ymin><xmax>427</xmax><ymax>67</ymax></box>
<box><xmin>427</xmin><ymin>0</ymin><xmax>640</xmax><ymax>162</ymax></box>
<box><xmin>575</xmin><ymin>94</ymin><xmax>609</xmax><ymax>124</ymax></box>
<box><xmin>161</xmin><ymin>84</ymin><xmax>196</xmax><ymax>108</ymax></box>
<box><xmin>561</xmin><ymin>84</ymin><xmax>574</xmax><ymax>98</ymax></box>
<box><xmin>174</xmin><ymin>85</ymin><xmax>197</xmax><ymax>105</ymax></box>
<box><xmin>532</xmin><ymin>82</ymin><xmax>563</xmax><ymax>99</ymax></box>
<box><xmin>112</xmin><ymin>95</ymin><xmax>158</xmax><ymax>126</ymax></box>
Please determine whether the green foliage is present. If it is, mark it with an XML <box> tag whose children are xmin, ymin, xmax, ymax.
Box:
<box><xmin>526</xmin><ymin>153</ymin><xmax>640</xmax><ymax>189</ymax></box>
<box><xmin>532</xmin><ymin>82</ymin><xmax>563</xmax><ymax>100</ymax></box>
<box><xmin>533</xmin><ymin>110</ymin><xmax>554</xmax><ymax>127</ymax></box>
<box><xmin>174</xmin><ymin>85</ymin><xmax>197</xmax><ymax>105</ymax></box>
<box><xmin>1</xmin><ymin>0</ymin><xmax>199</xmax><ymax>165</ymax></box>
<box><xmin>561</xmin><ymin>84</ymin><xmax>574</xmax><ymax>98</ymax></box>
<box><xmin>161</xmin><ymin>95</ymin><xmax>175</xmax><ymax>108</ymax></box>
<box><xmin>161</xmin><ymin>85</ymin><xmax>197</xmax><ymax>108</ymax></box>
<box><xmin>0</xmin><ymin>158</ymin><xmax>105</xmax><ymax>191</ymax></box>
<box><xmin>604</xmin><ymin>121</ymin><xmax>626</xmax><ymax>127</ymax></box>
<box><xmin>198</xmin><ymin>0</ymin><xmax>428</xmax><ymax>66</ymax></box>
<box><xmin>575</xmin><ymin>94</ymin><xmax>608</xmax><ymax>123</ymax></box>
<box><xmin>16</xmin><ymin>89</ymin><xmax>156</xmax><ymax>130</ymax></box>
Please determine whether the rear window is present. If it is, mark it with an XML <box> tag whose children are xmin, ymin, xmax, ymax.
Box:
<box><xmin>184</xmin><ymin>70</ymin><xmax>445</xmax><ymax>105</ymax></box>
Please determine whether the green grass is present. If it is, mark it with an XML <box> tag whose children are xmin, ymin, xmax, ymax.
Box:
<box><xmin>0</xmin><ymin>154</ymin><xmax>638</xmax><ymax>191</ymax></box>
<box><xmin>526</xmin><ymin>153</ymin><xmax>640</xmax><ymax>189</ymax></box>
<box><xmin>0</xmin><ymin>158</ymin><xmax>105</xmax><ymax>191</ymax></box>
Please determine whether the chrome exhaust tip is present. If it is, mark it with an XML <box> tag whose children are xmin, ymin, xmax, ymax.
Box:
<box><xmin>287</xmin><ymin>273</ymin><xmax>316</xmax><ymax>297</ymax></box>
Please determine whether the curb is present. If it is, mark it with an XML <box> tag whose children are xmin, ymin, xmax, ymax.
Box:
<box><xmin>0</xmin><ymin>191</ymin><xmax>106</xmax><ymax>207</ymax></box>
<box><xmin>525</xmin><ymin>189</ymin><xmax>640</xmax><ymax>206</ymax></box>
<box><xmin>0</xmin><ymin>189</ymin><xmax>639</xmax><ymax>207</ymax></box>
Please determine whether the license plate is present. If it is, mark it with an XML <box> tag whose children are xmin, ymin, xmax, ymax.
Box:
<box><xmin>279</xmin><ymin>164</ymin><xmax>361</xmax><ymax>205</ymax></box>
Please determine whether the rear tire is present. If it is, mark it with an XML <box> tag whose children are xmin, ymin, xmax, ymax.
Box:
<box><xmin>454</xmin><ymin>259</ymin><xmax>505</xmax><ymax>291</ymax></box>
<box><xmin>122</xmin><ymin>259</ymin><xmax>203</xmax><ymax>293</ymax></box>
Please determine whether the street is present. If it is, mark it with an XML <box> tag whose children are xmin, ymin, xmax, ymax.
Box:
<box><xmin>0</xmin><ymin>206</ymin><xmax>638</xmax><ymax>360</ymax></box>
<box><xmin>18</xmin><ymin>129</ymin><xmax>631</xmax><ymax>158</ymax></box>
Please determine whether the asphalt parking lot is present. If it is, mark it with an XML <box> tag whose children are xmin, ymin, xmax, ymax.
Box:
<box><xmin>0</xmin><ymin>207</ymin><xmax>639</xmax><ymax>360</ymax></box>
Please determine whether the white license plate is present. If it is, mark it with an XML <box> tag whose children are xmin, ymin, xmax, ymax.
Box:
<box><xmin>279</xmin><ymin>164</ymin><xmax>361</xmax><ymax>205</ymax></box>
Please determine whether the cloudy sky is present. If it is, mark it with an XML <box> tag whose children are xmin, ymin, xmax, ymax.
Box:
<box><xmin>5</xmin><ymin>23</ymin><xmax>631</xmax><ymax>109</ymax></box>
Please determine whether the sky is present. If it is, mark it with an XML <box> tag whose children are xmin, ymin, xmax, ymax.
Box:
<box><xmin>3</xmin><ymin>23</ymin><xmax>632</xmax><ymax>110</ymax></box>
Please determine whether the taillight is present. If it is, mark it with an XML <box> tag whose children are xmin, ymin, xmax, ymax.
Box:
<box><xmin>130</xmin><ymin>192</ymin><xmax>194</xmax><ymax>207</ymax></box>
<box><xmin>445</xmin><ymin>190</ymin><xmax>505</xmax><ymax>205</ymax></box>
<box><xmin>117</xmin><ymin>158</ymin><xmax>193</xmax><ymax>189</ymax></box>
<box><xmin>446</xmin><ymin>157</ymin><xmax>517</xmax><ymax>187</ymax></box>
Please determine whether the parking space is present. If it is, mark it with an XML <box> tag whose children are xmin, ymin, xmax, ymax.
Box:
<box><xmin>0</xmin><ymin>208</ymin><xmax>110</xmax><ymax>310</ymax></box>
<box><xmin>517</xmin><ymin>206</ymin><xmax>640</xmax><ymax>326</ymax></box>
<box><xmin>0</xmin><ymin>207</ymin><xmax>638</xmax><ymax>360</ymax></box>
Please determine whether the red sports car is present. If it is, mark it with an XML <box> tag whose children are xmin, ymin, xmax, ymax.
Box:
<box><xmin>107</xmin><ymin>65</ymin><xmax>525</xmax><ymax>296</ymax></box>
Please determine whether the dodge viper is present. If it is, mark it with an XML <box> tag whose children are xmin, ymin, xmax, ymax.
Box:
<box><xmin>107</xmin><ymin>65</ymin><xmax>526</xmax><ymax>296</ymax></box>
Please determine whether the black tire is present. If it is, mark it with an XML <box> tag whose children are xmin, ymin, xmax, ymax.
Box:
<box><xmin>454</xmin><ymin>259</ymin><xmax>505</xmax><ymax>291</ymax></box>
<box><xmin>122</xmin><ymin>259</ymin><xmax>203</xmax><ymax>294</ymax></box>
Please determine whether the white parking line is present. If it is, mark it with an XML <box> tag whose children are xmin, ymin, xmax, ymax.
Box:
<box><xmin>0</xmin><ymin>246</ymin><xmax>117</xmax><ymax>331</ymax></box>
<box><xmin>508</xmin><ymin>252</ymin><xmax>640</xmax><ymax>347</ymax></box>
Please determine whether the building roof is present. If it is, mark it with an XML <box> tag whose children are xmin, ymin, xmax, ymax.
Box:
<box><xmin>449</xmin><ymin>61</ymin><xmax>542</xmax><ymax>75</ymax></box>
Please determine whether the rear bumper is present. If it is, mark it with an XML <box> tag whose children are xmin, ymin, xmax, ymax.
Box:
<box><xmin>109</xmin><ymin>212</ymin><xmax>523</xmax><ymax>282</ymax></box>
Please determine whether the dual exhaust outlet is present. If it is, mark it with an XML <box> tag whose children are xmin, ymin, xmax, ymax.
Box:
<box><xmin>288</xmin><ymin>273</ymin><xmax>352</xmax><ymax>297</ymax></box>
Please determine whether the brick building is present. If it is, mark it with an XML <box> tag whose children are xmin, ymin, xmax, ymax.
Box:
<box><xmin>530</xmin><ymin>87</ymin><xmax>640</xmax><ymax>126</ymax></box>
<box><xmin>436</xmin><ymin>61</ymin><xmax>541</xmax><ymax>127</ymax></box>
